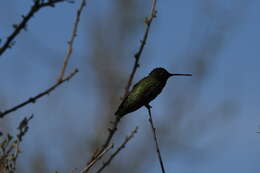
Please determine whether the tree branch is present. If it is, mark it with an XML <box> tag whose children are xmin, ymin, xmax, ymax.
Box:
<box><xmin>80</xmin><ymin>144</ymin><xmax>113</xmax><ymax>173</ymax></box>
<box><xmin>57</xmin><ymin>0</ymin><xmax>86</xmax><ymax>81</ymax></box>
<box><xmin>0</xmin><ymin>0</ymin><xmax>73</xmax><ymax>56</ymax></box>
<box><xmin>0</xmin><ymin>114</ymin><xmax>33</xmax><ymax>172</ymax></box>
<box><xmin>145</xmin><ymin>105</ymin><xmax>166</xmax><ymax>173</ymax></box>
<box><xmin>123</xmin><ymin>0</ymin><xmax>157</xmax><ymax>99</ymax></box>
<box><xmin>96</xmin><ymin>127</ymin><xmax>138</xmax><ymax>173</ymax></box>
<box><xmin>83</xmin><ymin>0</ymin><xmax>158</xmax><ymax>171</ymax></box>
<box><xmin>84</xmin><ymin>116</ymin><xmax>121</xmax><ymax>172</ymax></box>
<box><xmin>0</xmin><ymin>69</ymin><xmax>78</xmax><ymax>118</ymax></box>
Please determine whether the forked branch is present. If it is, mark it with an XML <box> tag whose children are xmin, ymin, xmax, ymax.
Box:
<box><xmin>0</xmin><ymin>0</ymin><xmax>73</xmax><ymax>56</ymax></box>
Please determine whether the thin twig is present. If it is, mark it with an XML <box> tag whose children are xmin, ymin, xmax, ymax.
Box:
<box><xmin>0</xmin><ymin>69</ymin><xmax>78</xmax><ymax>118</ymax></box>
<box><xmin>145</xmin><ymin>105</ymin><xmax>166</xmax><ymax>173</ymax></box>
<box><xmin>0</xmin><ymin>114</ymin><xmax>33</xmax><ymax>172</ymax></box>
<box><xmin>96</xmin><ymin>127</ymin><xmax>138</xmax><ymax>173</ymax></box>
<box><xmin>123</xmin><ymin>0</ymin><xmax>157</xmax><ymax>99</ymax></box>
<box><xmin>101</xmin><ymin>117</ymin><xmax>121</xmax><ymax>150</ymax></box>
<box><xmin>80</xmin><ymin>144</ymin><xmax>113</xmax><ymax>173</ymax></box>
<box><xmin>58</xmin><ymin>0</ymin><xmax>86</xmax><ymax>81</ymax></box>
<box><xmin>5</xmin><ymin>115</ymin><xmax>34</xmax><ymax>156</ymax></box>
<box><xmin>85</xmin><ymin>117</ymin><xmax>121</xmax><ymax>169</ymax></box>
<box><xmin>0</xmin><ymin>0</ymin><xmax>73</xmax><ymax>56</ymax></box>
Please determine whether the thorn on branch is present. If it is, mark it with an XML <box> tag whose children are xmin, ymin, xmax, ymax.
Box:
<box><xmin>152</xmin><ymin>10</ymin><xmax>157</xmax><ymax>18</ymax></box>
<box><xmin>12</xmin><ymin>24</ymin><xmax>18</xmax><ymax>29</ymax></box>
<box><xmin>144</xmin><ymin>17</ymin><xmax>150</xmax><ymax>24</ymax></box>
<box><xmin>108</xmin><ymin>128</ymin><xmax>113</xmax><ymax>132</ymax></box>
<box><xmin>29</xmin><ymin>98</ymin><xmax>36</xmax><ymax>103</ymax></box>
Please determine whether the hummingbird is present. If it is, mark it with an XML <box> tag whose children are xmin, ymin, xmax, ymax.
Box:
<box><xmin>115</xmin><ymin>67</ymin><xmax>192</xmax><ymax>118</ymax></box>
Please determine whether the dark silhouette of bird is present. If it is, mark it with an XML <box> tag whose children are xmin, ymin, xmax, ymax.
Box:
<box><xmin>115</xmin><ymin>67</ymin><xmax>191</xmax><ymax>117</ymax></box>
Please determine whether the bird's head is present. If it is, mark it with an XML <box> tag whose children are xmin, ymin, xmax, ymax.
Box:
<box><xmin>149</xmin><ymin>67</ymin><xmax>192</xmax><ymax>81</ymax></box>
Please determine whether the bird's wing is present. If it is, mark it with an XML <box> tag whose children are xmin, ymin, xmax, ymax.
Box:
<box><xmin>131</xmin><ymin>76</ymin><xmax>148</xmax><ymax>90</ymax></box>
<box><xmin>126</xmin><ymin>76</ymin><xmax>159</xmax><ymax>106</ymax></box>
<box><xmin>121</xmin><ymin>76</ymin><xmax>149</xmax><ymax>104</ymax></box>
<box><xmin>115</xmin><ymin>76</ymin><xmax>149</xmax><ymax>116</ymax></box>
<box><xmin>139</xmin><ymin>78</ymin><xmax>160</xmax><ymax>103</ymax></box>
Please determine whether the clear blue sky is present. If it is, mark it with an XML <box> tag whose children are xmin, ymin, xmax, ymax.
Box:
<box><xmin>0</xmin><ymin>0</ymin><xmax>260</xmax><ymax>173</ymax></box>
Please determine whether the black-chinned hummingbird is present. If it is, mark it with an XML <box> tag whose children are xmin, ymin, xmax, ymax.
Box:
<box><xmin>115</xmin><ymin>67</ymin><xmax>191</xmax><ymax>117</ymax></box>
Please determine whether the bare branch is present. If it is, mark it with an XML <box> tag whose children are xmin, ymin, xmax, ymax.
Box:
<box><xmin>84</xmin><ymin>0</ymin><xmax>157</xmax><ymax>171</ymax></box>
<box><xmin>85</xmin><ymin>116</ymin><xmax>121</xmax><ymax>171</ymax></box>
<box><xmin>58</xmin><ymin>0</ymin><xmax>86</xmax><ymax>81</ymax></box>
<box><xmin>0</xmin><ymin>114</ymin><xmax>33</xmax><ymax>172</ymax></box>
<box><xmin>123</xmin><ymin>0</ymin><xmax>157</xmax><ymax>99</ymax></box>
<box><xmin>80</xmin><ymin>144</ymin><xmax>113</xmax><ymax>173</ymax></box>
<box><xmin>145</xmin><ymin>105</ymin><xmax>166</xmax><ymax>173</ymax></box>
<box><xmin>0</xmin><ymin>69</ymin><xmax>78</xmax><ymax>118</ymax></box>
<box><xmin>16</xmin><ymin>114</ymin><xmax>34</xmax><ymax>141</ymax></box>
<box><xmin>96</xmin><ymin>127</ymin><xmax>138</xmax><ymax>173</ymax></box>
<box><xmin>0</xmin><ymin>0</ymin><xmax>73</xmax><ymax>56</ymax></box>
<box><xmin>101</xmin><ymin>117</ymin><xmax>121</xmax><ymax>152</ymax></box>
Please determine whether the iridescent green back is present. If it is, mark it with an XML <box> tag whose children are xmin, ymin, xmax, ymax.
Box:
<box><xmin>115</xmin><ymin>76</ymin><xmax>166</xmax><ymax>117</ymax></box>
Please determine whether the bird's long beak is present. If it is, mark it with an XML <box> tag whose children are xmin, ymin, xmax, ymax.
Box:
<box><xmin>169</xmin><ymin>73</ymin><xmax>192</xmax><ymax>77</ymax></box>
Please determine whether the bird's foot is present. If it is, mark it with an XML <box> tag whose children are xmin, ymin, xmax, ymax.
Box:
<box><xmin>145</xmin><ymin>104</ymin><xmax>152</xmax><ymax>109</ymax></box>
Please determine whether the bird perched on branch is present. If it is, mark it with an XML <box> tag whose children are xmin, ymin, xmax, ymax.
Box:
<box><xmin>115</xmin><ymin>67</ymin><xmax>191</xmax><ymax>117</ymax></box>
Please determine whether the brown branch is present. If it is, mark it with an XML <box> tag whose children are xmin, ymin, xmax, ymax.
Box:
<box><xmin>84</xmin><ymin>116</ymin><xmax>121</xmax><ymax>171</ymax></box>
<box><xmin>80</xmin><ymin>144</ymin><xmax>113</xmax><ymax>173</ymax></box>
<box><xmin>101</xmin><ymin>117</ymin><xmax>121</xmax><ymax>151</ymax></box>
<box><xmin>0</xmin><ymin>114</ymin><xmax>33</xmax><ymax>172</ymax></box>
<box><xmin>96</xmin><ymin>127</ymin><xmax>138</xmax><ymax>173</ymax></box>
<box><xmin>57</xmin><ymin>0</ymin><xmax>86</xmax><ymax>81</ymax></box>
<box><xmin>0</xmin><ymin>69</ymin><xmax>78</xmax><ymax>118</ymax></box>
<box><xmin>123</xmin><ymin>0</ymin><xmax>157</xmax><ymax>99</ymax></box>
<box><xmin>145</xmin><ymin>105</ymin><xmax>166</xmax><ymax>173</ymax></box>
<box><xmin>5</xmin><ymin>115</ymin><xmax>34</xmax><ymax>156</ymax></box>
<box><xmin>0</xmin><ymin>0</ymin><xmax>73</xmax><ymax>56</ymax></box>
<box><xmin>84</xmin><ymin>0</ymin><xmax>157</xmax><ymax>171</ymax></box>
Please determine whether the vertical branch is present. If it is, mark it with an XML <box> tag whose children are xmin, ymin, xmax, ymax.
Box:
<box><xmin>101</xmin><ymin>117</ymin><xmax>121</xmax><ymax>150</ymax></box>
<box><xmin>57</xmin><ymin>0</ymin><xmax>87</xmax><ymax>81</ymax></box>
<box><xmin>145</xmin><ymin>105</ymin><xmax>166</xmax><ymax>173</ymax></box>
<box><xmin>83</xmin><ymin>0</ymin><xmax>158</xmax><ymax>171</ymax></box>
<box><xmin>123</xmin><ymin>0</ymin><xmax>157</xmax><ymax>99</ymax></box>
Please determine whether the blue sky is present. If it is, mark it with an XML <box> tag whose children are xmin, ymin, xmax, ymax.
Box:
<box><xmin>0</xmin><ymin>0</ymin><xmax>260</xmax><ymax>173</ymax></box>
